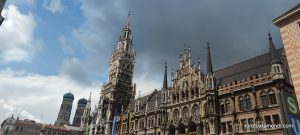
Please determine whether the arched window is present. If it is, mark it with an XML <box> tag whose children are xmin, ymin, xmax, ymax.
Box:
<box><xmin>173</xmin><ymin>109</ymin><xmax>179</xmax><ymax>121</ymax></box>
<box><xmin>245</xmin><ymin>95</ymin><xmax>252</xmax><ymax>110</ymax></box>
<box><xmin>191</xmin><ymin>88</ymin><xmax>195</xmax><ymax>96</ymax></box>
<box><xmin>173</xmin><ymin>94</ymin><xmax>176</xmax><ymax>101</ymax></box>
<box><xmin>225</xmin><ymin>99</ymin><xmax>230</xmax><ymax>113</ymax></box>
<box><xmin>192</xmin><ymin>104</ymin><xmax>199</xmax><ymax>116</ymax></box>
<box><xmin>260</xmin><ymin>91</ymin><xmax>269</xmax><ymax>107</ymax></box>
<box><xmin>182</xmin><ymin>106</ymin><xmax>189</xmax><ymax>118</ymax></box>
<box><xmin>220</xmin><ymin>101</ymin><xmax>225</xmax><ymax>114</ymax></box>
<box><xmin>181</xmin><ymin>91</ymin><xmax>185</xmax><ymax>98</ymax></box>
<box><xmin>185</xmin><ymin>90</ymin><xmax>189</xmax><ymax>98</ymax></box>
<box><xmin>195</xmin><ymin>87</ymin><xmax>199</xmax><ymax>95</ymax></box>
<box><xmin>205</xmin><ymin>123</ymin><xmax>210</xmax><ymax>134</ymax></box>
<box><xmin>268</xmin><ymin>90</ymin><xmax>277</xmax><ymax>105</ymax></box>
<box><xmin>204</xmin><ymin>103</ymin><xmax>207</xmax><ymax>115</ymax></box>
<box><xmin>239</xmin><ymin>96</ymin><xmax>246</xmax><ymax>111</ymax></box>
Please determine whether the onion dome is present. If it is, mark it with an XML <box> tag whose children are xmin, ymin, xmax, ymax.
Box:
<box><xmin>63</xmin><ymin>92</ymin><xmax>74</xmax><ymax>100</ymax></box>
<box><xmin>78</xmin><ymin>98</ymin><xmax>88</xmax><ymax>105</ymax></box>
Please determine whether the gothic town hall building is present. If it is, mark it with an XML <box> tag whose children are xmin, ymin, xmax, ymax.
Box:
<box><xmin>93</xmin><ymin>14</ymin><xmax>295</xmax><ymax>135</ymax></box>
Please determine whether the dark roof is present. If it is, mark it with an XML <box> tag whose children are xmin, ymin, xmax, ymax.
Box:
<box><xmin>215</xmin><ymin>48</ymin><xmax>283</xmax><ymax>86</ymax></box>
<box><xmin>126</xmin><ymin>90</ymin><xmax>162</xmax><ymax>112</ymax></box>
<box><xmin>63</xmin><ymin>92</ymin><xmax>74</xmax><ymax>100</ymax></box>
<box><xmin>273</xmin><ymin>3</ymin><xmax>300</xmax><ymax>24</ymax></box>
<box><xmin>78</xmin><ymin>98</ymin><xmax>88</xmax><ymax>105</ymax></box>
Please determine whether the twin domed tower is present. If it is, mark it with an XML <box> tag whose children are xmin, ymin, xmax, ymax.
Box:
<box><xmin>54</xmin><ymin>92</ymin><xmax>92</xmax><ymax>127</ymax></box>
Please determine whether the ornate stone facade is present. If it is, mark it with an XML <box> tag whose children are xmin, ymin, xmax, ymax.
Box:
<box><xmin>94</xmin><ymin>14</ymin><xmax>295</xmax><ymax>135</ymax></box>
<box><xmin>95</xmin><ymin>12</ymin><xmax>136</xmax><ymax>135</ymax></box>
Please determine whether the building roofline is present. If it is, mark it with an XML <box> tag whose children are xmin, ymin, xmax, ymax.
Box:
<box><xmin>273</xmin><ymin>3</ymin><xmax>300</xmax><ymax>25</ymax></box>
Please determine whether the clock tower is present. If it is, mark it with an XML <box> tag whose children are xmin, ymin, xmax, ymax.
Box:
<box><xmin>97</xmin><ymin>12</ymin><xmax>136</xmax><ymax>134</ymax></box>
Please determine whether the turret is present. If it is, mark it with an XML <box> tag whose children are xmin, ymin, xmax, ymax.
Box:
<box><xmin>268</xmin><ymin>32</ymin><xmax>285</xmax><ymax>80</ymax></box>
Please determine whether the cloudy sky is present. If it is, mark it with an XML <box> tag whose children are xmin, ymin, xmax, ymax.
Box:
<box><xmin>0</xmin><ymin>0</ymin><xmax>298</xmax><ymax>124</ymax></box>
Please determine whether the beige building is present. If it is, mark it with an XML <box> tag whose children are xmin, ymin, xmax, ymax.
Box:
<box><xmin>273</xmin><ymin>3</ymin><xmax>300</xmax><ymax>106</ymax></box>
<box><xmin>0</xmin><ymin>116</ymin><xmax>81</xmax><ymax>135</ymax></box>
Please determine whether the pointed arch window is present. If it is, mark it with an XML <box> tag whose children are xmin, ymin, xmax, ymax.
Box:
<box><xmin>192</xmin><ymin>104</ymin><xmax>199</xmax><ymax>116</ymax></box>
<box><xmin>220</xmin><ymin>101</ymin><xmax>225</xmax><ymax>115</ymax></box>
<box><xmin>204</xmin><ymin>103</ymin><xmax>208</xmax><ymax>115</ymax></box>
<box><xmin>173</xmin><ymin>109</ymin><xmax>179</xmax><ymax>121</ymax></box>
<box><xmin>182</xmin><ymin>106</ymin><xmax>189</xmax><ymax>118</ymax></box>
<box><xmin>205</xmin><ymin>123</ymin><xmax>210</xmax><ymax>134</ymax></box>
<box><xmin>185</xmin><ymin>90</ymin><xmax>189</xmax><ymax>98</ymax></box>
<box><xmin>260</xmin><ymin>91</ymin><xmax>269</xmax><ymax>107</ymax></box>
<box><xmin>225</xmin><ymin>99</ymin><xmax>230</xmax><ymax>113</ymax></box>
<box><xmin>239</xmin><ymin>96</ymin><xmax>246</xmax><ymax>111</ymax></box>
<box><xmin>245</xmin><ymin>95</ymin><xmax>252</xmax><ymax>110</ymax></box>
<box><xmin>268</xmin><ymin>90</ymin><xmax>277</xmax><ymax>105</ymax></box>
<box><xmin>191</xmin><ymin>88</ymin><xmax>195</xmax><ymax>96</ymax></box>
<box><xmin>195</xmin><ymin>87</ymin><xmax>199</xmax><ymax>95</ymax></box>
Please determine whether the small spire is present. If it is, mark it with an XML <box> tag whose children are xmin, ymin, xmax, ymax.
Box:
<box><xmin>89</xmin><ymin>92</ymin><xmax>92</xmax><ymax>102</ymax></box>
<box><xmin>179</xmin><ymin>50</ymin><xmax>183</xmax><ymax>59</ymax></box>
<box><xmin>188</xmin><ymin>46</ymin><xmax>191</xmax><ymax>66</ymax></box>
<box><xmin>198</xmin><ymin>57</ymin><xmax>202</xmax><ymax>80</ymax></box>
<box><xmin>125</xmin><ymin>11</ymin><xmax>131</xmax><ymax>29</ymax></box>
<box><xmin>139</xmin><ymin>90</ymin><xmax>141</xmax><ymax>98</ymax></box>
<box><xmin>184</xmin><ymin>44</ymin><xmax>187</xmax><ymax>60</ymax></box>
<box><xmin>163</xmin><ymin>62</ymin><xmax>168</xmax><ymax>90</ymax></box>
<box><xmin>206</xmin><ymin>42</ymin><xmax>213</xmax><ymax>74</ymax></box>
<box><xmin>268</xmin><ymin>32</ymin><xmax>281</xmax><ymax>64</ymax></box>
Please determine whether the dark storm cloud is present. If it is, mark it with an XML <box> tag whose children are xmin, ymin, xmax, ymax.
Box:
<box><xmin>75</xmin><ymin>0</ymin><xmax>299</xmax><ymax>92</ymax></box>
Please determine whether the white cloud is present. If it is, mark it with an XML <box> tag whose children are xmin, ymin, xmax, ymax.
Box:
<box><xmin>44</xmin><ymin>0</ymin><xmax>64</xmax><ymax>14</ymax></box>
<box><xmin>0</xmin><ymin>5</ymin><xmax>42</xmax><ymax>62</ymax></box>
<box><xmin>60</xmin><ymin>57</ymin><xmax>92</xmax><ymax>85</ymax></box>
<box><xmin>0</xmin><ymin>68</ymin><xmax>101</xmax><ymax>124</ymax></box>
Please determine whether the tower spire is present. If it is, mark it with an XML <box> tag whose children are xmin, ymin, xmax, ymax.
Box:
<box><xmin>268</xmin><ymin>32</ymin><xmax>281</xmax><ymax>64</ymax></box>
<box><xmin>163</xmin><ymin>62</ymin><xmax>168</xmax><ymax>90</ymax></box>
<box><xmin>198</xmin><ymin>57</ymin><xmax>201</xmax><ymax>79</ymax></box>
<box><xmin>125</xmin><ymin>11</ymin><xmax>131</xmax><ymax>29</ymax></box>
<box><xmin>206</xmin><ymin>42</ymin><xmax>213</xmax><ymax>74</ymax></box>
<box><xmin>188</xmin><ymin>46</ymin><xmax>191</xmax><ymax>66</ymax></box>
<box><xmin>268</xmin><ymin>32</ymin><xmax>285</xmax><ymax>80</ymax></box>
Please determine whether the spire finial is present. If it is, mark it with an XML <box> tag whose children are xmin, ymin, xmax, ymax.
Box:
<box><xmin>139</xmin><ymin>90</ymin><xmax>141</xmax><ymax>98</ymax></box>
<box><xmin>207</xmin><ymin>42</ymin><xmax>210</xmax><ymax>49</ymax></box>
<box><xmin>184</xmin><ymin>44</ymin><xmax>187</xmax><ymax>55</ymax></box>
<box><xmin>268</xmin><ymin>31</ymin><xmax>272</xmax><ymax>40</ymax></box>
<box><xmin>89</xmin><ymin>92</ymin><xmax>92</xmax><ymax>101</ymax></box>
<box><xmin>163</xmin><ymin>62</ymin><xmax>168</xmax><ymax>90</ymax></box>
<box><xmin>206</xmin><ymin>42</ymin><xmax>213</xmax><ymax>74</ymax></box>
<box><xmin>125</xmin><ymin>11</ymin><xmax>131</xmax><ymax>29</ymax></box>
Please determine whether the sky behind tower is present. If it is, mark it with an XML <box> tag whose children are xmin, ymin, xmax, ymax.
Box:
<box><xmin>0</xmin><ymin>0</ymin><xmax>298</xmax><ymax>124</ymax></box>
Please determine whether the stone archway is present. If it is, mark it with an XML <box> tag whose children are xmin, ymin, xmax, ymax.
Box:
<box><xmin>188</xmin><ymin>120</ymin><xmax>197</xmax><ymax>135</ymax></box>
<box><xmin>178</xmin><ymin>122</ymin><xmax>186</xmax><ymax>135</ymax></box>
